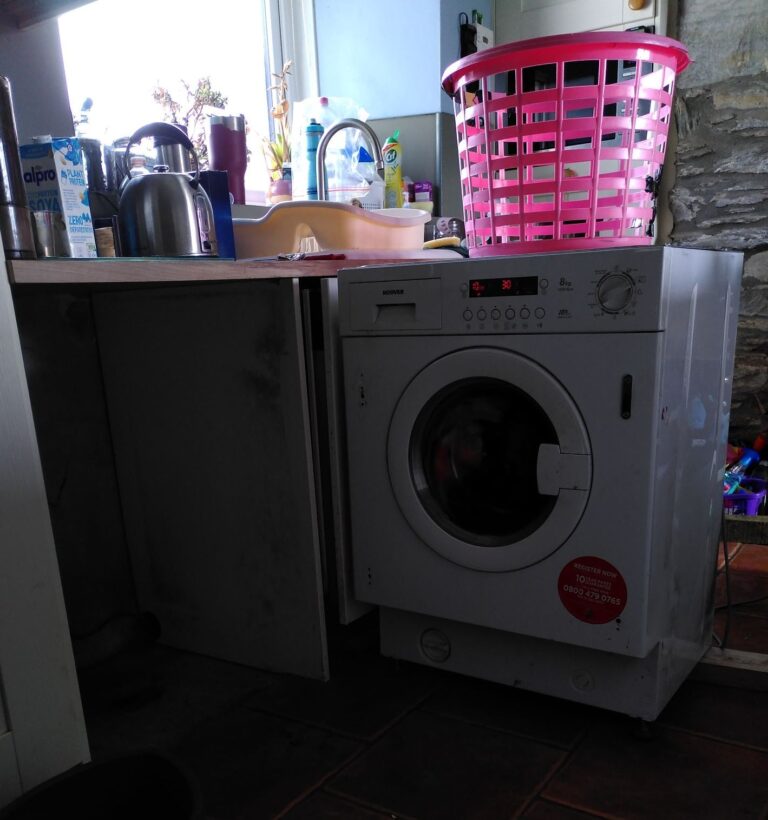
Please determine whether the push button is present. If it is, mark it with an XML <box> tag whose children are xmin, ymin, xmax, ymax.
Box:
<box><xmin>519</xmin><ymin>307</ymin><xmax>531</xmax><ymax>320</ymax></box>
<box><xmin>463</xmin><ymin>309</ymin><xmax>473</xmax><ymax>321</ymax></box>
<box><xmin>491</xmin><ymin>308</ymin><xmax>501</xmax><ymax>320</ymax></box>
<box><xmin>477</xmin><ymin>309</ymin><xmax>487</xmax><ymax>321</ymax></box>
<box><xmin>505</xmin><ymin>308</ymin><xmax>515</xmax><ymax>320</ymax></box>
<box><xmin>535</xmin><ymin>307</ymin><xmax>545</xmax><ymax>319</ymax></box>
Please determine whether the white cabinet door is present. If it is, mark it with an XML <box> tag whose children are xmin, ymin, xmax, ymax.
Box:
<box><xmin>0</xmin><ymin>255</ymin><xmax>89</xmax><ymax>808</ymax></box>
<box><xmin>495</xmin><ymin>0</ymin><xmax>662</xmax><ymax>43</ymax></box>
<box><xmin>93</xmin><ymin>279</ymin><xmax>329</xmax><ymax>680</ymax></box>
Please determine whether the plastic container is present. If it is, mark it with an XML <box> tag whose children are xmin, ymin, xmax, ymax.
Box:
<box><xmin>723</xmin><ymin>477</ymin><xmax>767</xmax><ymax>516</ymax></box>
<box><xmin>441</xmin><ymin>32</ymin><xmax>690</xmax><ymax>256</ymax></box>
<box><xmin>232</xmin><ymin>201</ymin><xmax>429</xmax><ymax>257</ymax></box>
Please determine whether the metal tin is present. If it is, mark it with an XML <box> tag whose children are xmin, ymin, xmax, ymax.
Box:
<box><xmin>0</xmin><ymin>76</ymin><xmax>35</xmax><ymax>259</ymax></box>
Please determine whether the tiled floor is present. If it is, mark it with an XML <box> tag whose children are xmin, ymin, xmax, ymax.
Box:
<box><xmin>78</xmin><ymin>575</ymin><xmax>768</xmax><ymax>820</ymax></box>
<box><xmin>714</xmin><ymin>543</ymin><xmax>768</xmax><ymax>653</ymax></box>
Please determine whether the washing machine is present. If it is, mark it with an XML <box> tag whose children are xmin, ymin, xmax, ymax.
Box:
<box><xmin>337</xmin><ymin>246</ymin><xmax>742</xmax><ymax>720</ymax></box>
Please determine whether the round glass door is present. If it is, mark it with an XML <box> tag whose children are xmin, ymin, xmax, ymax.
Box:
<box><xmin>387</xmin><ymin>347</ymin><xmax>592</xmax><ymax>572</ymax></box>
<box><xmin>412</xmin><ymin>378</ymin><xmax>558</xmax><ymax>547</ymax></box>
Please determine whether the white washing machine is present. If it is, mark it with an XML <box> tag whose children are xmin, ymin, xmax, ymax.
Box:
<box><xmin>338</xmin><ymin>246</ymin><xmax>742</xmax><ymax>720</ymax></box>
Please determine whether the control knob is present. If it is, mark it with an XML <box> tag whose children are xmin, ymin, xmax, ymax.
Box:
<box><xmin>596</xmin><ymin>272</ymin><xmax>635</xmax><ymax>313</ymax></box>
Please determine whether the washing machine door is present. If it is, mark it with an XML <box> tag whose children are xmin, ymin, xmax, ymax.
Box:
<box><xmin>388</xmin><ymin>347</ymin><xmax>592</xmax><ymax>571</ymax></box>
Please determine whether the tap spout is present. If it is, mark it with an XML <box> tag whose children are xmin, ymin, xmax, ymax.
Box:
<box><xmin>316</xmin><ymin>118</ymin><xmax>384</xmax><ymax>201</ymax></box>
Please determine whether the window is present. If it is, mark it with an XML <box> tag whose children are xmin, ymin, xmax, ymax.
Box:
<box><xmin>58</xmin><ymin>0</ymin><xmax>313</xmax><ymax>202</ymax></box>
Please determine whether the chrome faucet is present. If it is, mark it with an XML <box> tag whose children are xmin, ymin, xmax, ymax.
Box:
<box><xmin>316</xmin><ymin>118</ymin><xmax>384</xmax><ymax>201</ymax></box>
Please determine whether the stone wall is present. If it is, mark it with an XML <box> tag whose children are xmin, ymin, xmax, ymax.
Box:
<box><xmin>670</xmin><ymin>0</ymin><xmax>768</xmax><ymax>441</ymax></box>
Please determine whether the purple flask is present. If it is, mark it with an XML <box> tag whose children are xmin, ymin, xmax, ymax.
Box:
<box><xmin>209</xmin><ymin>114</ymin><xmax>247</xmax><ymax>204</ymax></box>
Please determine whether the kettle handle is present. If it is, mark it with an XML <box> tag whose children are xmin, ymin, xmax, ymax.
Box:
<box><xmin>124</xmin><ymin>122</ymin><xmax>200</xmax><ymax>184</ymax></box>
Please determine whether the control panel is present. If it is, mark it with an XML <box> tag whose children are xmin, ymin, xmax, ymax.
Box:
<box><xmin>454</xmin><ymin>259</ymin><xmax>659</xmax><ymax>334</ymax></box>
<box><xmin>459</xmin><ymin>275</ymin><xmax>553</xmax><ymax>332</ymax></box>
<box><xmin>341</xmin><ymin>247</ymin><xmax>669</xmax><ymax>336</ymax></box>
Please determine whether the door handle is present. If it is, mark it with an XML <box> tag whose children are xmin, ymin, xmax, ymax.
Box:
<box><xmin>536</xmin><ymin>443</ymin><xmax>591</xmax><ymax>496</ymax></box>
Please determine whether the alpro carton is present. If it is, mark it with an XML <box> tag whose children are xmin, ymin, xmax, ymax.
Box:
<box><xmin>20</xmin><ymin>137</ymin><xmax>97</xmax><ymax>257</ymax></box>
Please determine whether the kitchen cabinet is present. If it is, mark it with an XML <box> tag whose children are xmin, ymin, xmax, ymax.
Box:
<box><xmin>496</xmin><ymin>0</ymin><xmax>666</xmax><ymax>42</ymax></box>
<box><xmin>7</xmin><ymin>255</ymin><xmax>405</xmax><ymax>686</ymax></box>
<box><xmin>0</xmin><ymin>254</ymin><xmax>89</xmax><ymax>809</ymax></box>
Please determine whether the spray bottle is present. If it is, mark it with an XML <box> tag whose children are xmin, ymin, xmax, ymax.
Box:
<box><xmin>383</xmin><ymin>130</ymin><xmax>403</xmax><ymax>208</ymax></box>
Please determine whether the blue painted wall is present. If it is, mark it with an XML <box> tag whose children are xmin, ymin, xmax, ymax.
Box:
<box><xmin>314</xmin><ymin>0</ymin><xmax>491</xmax><ymax>119</ymax></box>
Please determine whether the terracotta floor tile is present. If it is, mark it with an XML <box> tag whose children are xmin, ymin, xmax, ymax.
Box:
<box><xmin>719</xmin><ymin>583</ymin><xmax>768</xmax><ymax>619</ymax></box>
<box><xmin>245</xmin><ymin>653</ymin><xmax>438</xmax><ymax>741</ymax></box>
<box><xmin>172</xmin><ymin>703</ymin><xmax>362</xmax><ymax>820</ymax></box>
<box><xmin>715</xmin><ymin>567</ymin><xmax>768</xmax><ymax>617</ymax></box>
<box><xmin>543</xmin><ymin>721</ymin><xmax>768</xmax><ymax>819</ymax></box>
<box><xmin>76</xmin><ymin>625</ymin><xmax>768</xmax><ymax>820</ymax></box>
<box><xmin>282</xmin><ymin>791</ymin><xmax>397</xmax><ymax>818</ymax></box>
<box><xmin>659</xmin><ymin>679</ymin><xmax>768</xmax><ymax>750</ymax></box>
<box><xmin>521</xmin><ymin>799</ymin><xmax>608</xmax><ymax>819</ymax></box>
<box><xmin>82</xmin><ymin>645</ymin><xmax>275</xmax><ymax>758</ymax></box>
<box><xmin>714</xmin><ymin>610</ymin><xmax>768</xmax><ymax>653</ymax></box>
<box><xmin>329</xmin><ymin>709</ymin><xmax>566</xmax><ymax>819</ymax></box>
<box><xmin>423</xmin><ymin>673</ymin><xmax>595</xmax><ymax>749</ymax></box>
<box><xmin>731</xmin><ymin>543</ymin><xmax>768</xmax><ymax>573</ymax></box>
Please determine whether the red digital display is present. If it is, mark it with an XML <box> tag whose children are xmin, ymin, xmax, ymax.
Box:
<box><xmin>469</xmin><ymin>276</ymin><xmax>538</xmax><ymax>298</ymax></box>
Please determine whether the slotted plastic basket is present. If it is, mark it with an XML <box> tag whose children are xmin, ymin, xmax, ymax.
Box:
<box><xmin>441</xmin><ymin>32</ymin><xmax>691</xmax><ymax>256</ymax></box>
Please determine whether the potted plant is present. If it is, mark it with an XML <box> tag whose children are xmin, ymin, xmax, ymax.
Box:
<box><xmin>263</xmin><ymin>60</ymin><xmax>293</xmax><ymax>203</ymax></box>
<box><xmin>152</xmin><ymin>76</ymin><xmax>228</xmax><ymax>169</ymax></box>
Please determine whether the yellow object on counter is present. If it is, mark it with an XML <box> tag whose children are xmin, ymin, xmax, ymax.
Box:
<box><xmin>383</xmin><ymin>130</ymin><xmax>403</xmax><ymax>208</ymax></box>
<box><xmin>423</xmin><ymin>236</ymin><xmax>462</xmax><ymax>249</ymax></box>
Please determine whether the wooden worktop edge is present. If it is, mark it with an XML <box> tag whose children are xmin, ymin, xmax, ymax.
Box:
<box><xmin>6</xmin><ymin>257</ymin><xmax>410</xmax><ymax>285</ymax></box>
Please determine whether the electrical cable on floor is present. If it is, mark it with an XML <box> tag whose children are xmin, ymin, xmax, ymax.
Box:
<box><xmin>715</xmin><ymin>593</ymin><xmax>768</xmax><ymax>611</ymax></box>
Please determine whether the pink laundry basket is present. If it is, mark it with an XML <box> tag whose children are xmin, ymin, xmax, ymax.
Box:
<box><xmin>441</xmin><ymin>32</ymin><xmax>691</xmax><ymax>256</ymax></box>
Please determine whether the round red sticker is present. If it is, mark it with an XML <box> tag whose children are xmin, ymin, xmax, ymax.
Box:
<box><xmin>558</xmin><ymin>556</ymin><xmax>627</xmax><ymax>624</ymax></box>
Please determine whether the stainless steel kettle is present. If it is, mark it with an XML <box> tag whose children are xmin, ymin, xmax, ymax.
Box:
<box><xmin>118</xmin><ymin>122</ymin><xmax>217</xmax><ymax>257</ymax></box>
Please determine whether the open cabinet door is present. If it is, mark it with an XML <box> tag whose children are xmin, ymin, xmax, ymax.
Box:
<box><xmin>93</xmin><ymin>278</ymin><xmax>329</xmax><ymax>680</ymax></box>
<box><xmin>298</xmin><ymin>278</ymin><xmax>372</xmax><ymax>626</ymax></box>
<box><xmin>0</xmin><ymin>253</ymin><xmax>89</xmax><ymax>808</ymax></box>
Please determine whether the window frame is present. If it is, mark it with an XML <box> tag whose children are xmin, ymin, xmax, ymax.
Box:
<box><xmin>264</xmin><ymin>0</ymin><xmax>319</xmax><ymax>130</ymax></box>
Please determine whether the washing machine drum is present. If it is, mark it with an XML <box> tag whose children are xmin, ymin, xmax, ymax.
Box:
<box><xmin>388</xmin><ymin>348</ymin><xmax>592</xmax><ymax>572</ymax></box>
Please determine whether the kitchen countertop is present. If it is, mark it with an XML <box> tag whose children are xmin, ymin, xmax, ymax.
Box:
<box><xmin>7</xmin><ymin>249</ymin><xmax>460</xmax><ymax>285</ymax></box>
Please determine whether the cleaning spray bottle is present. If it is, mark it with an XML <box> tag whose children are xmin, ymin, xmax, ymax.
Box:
<box><xmin>383</xmin><ymin>130</ymin><xmax>403</xmax><ymax>208</ymax></box>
